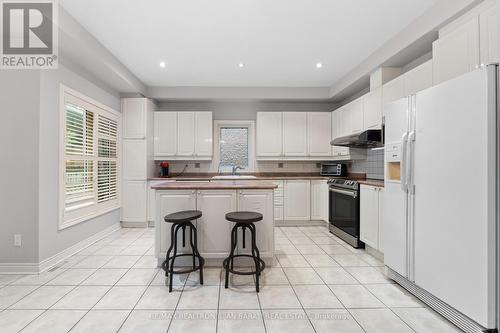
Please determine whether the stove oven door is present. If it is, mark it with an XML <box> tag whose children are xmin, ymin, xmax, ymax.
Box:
<box><xmin>329</xmin><ymin>187</ymin><xmax>359</xmax><ymax>238</ymax></box>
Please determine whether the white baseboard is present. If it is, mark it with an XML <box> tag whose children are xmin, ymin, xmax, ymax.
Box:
<box><xmin>0</xmin><ymin>263</ymin><xmax>39</xmax><ymax>274</ymax></box>
<box><xmin>38</xmin><ymin>222</ymin><xmax>121</xmax><ymax>273</ymax></box>
<box><xmin>0</xmin><ymin>222</ymin><xmax>121</xmax><ymax>275</ymax></box>
<box><xmin>121</xmin><ymin>221</ymin><xmax>149</xmax><ymax>228</ymax></box>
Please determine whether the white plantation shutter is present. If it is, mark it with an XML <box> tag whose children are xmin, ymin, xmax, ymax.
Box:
<box><xmin>64</xmin><ymin>103</ymin><xmax>95</xmax><ymax>211</ymax></box>
<box><xmin>97</xmin><ymin>114</ymin><xmax>118</xmax><ymax>203</ymax></box>
<box><xmin>61</xmin><ymin>89</ymin><xmax>120</xmax><ymax>228</ymax></box>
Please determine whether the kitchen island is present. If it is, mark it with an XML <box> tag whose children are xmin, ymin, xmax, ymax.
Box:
<box><xmin>152</xmin><ymin>181</ymin><xmax>277</xmax><ymax>267</ymax></box>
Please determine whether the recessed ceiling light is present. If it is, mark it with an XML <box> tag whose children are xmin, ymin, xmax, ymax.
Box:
<box><xmin>238</xmin><ymin>63</ymin><xmax>245</xmax><ymax>68</ymax></box>
<box><xmin>159</xmin><ymin>61</ymin><xmax>166</xmax><ymax>68</ymax></box>
<box><xmin>316</xmin><ymin>62</ymin><xmax>323</xmax><ymax>69</ymax></box>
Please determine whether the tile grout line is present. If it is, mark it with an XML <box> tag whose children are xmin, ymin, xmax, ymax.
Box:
<box><xmin>64</xmin><ymin>228</ymin><xmax>152</xmax><ymax>332</ymax></box>
<box><xmin>282</xmin><ymin>226</ymin><xmax>395</xmax><ymax>333</ymax></box>
<box><xmin>279</xmin><ymin>227</ymin><xmax>320</xmax><ymax>333</ymax></box>
<box><xmin>116</xmin><ymin>251</ymin><xmax>163</xmax><ymax>332</ymax></box>
<box><xmin>164</xmin><ymin>252</ymin><xmax>189</xmax><ymax>333</ymax></box>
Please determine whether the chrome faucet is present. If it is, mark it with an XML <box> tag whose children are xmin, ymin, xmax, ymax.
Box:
<box><xmin>231</xmin><ymin>165</ymin><xmax>243</xmax><ymax>175</ymax></box>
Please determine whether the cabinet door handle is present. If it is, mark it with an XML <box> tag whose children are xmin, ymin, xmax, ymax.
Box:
<box><xmin>191</xmin><ymin>190</ymin><xmax>195</xmax><ymax>194</ymax></box>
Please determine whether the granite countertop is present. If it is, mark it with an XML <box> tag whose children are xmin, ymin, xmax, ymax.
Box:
<box><xmin>357</xmin><ymin>179</ymin><xmax>385</xmax><ymax>187</ymax></box>
<box><xmin>149</xmin><ymin>172</ymin><xmax>366</xmax><ymax>181</ymax></box>
<box><xmin>151</xmin><ymin>180</ymin><xmax>278</xmax><ymax>190</ymax></box>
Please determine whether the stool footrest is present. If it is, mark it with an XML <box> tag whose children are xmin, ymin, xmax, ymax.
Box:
<box><xmin>222</xmin><ymin>254</ymin><xmax>265</xmax><ymax>275</ymax></box>
<box><xmin>162</xmin><ymin>253</ymin><xmax>205</xmax><ymax>275</ymax></box>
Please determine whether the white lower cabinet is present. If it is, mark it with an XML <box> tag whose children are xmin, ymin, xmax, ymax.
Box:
<box><xmin>284</xmin><ymin>180</ymin><xmax>311</xmax><ymax>220</ymax></box>
<box><xmin>157</xmin><ymin>190</ymin><xmax>197</xmax><ymax>254</ymax></box>
<box><xmin>122</xmin><ymin>180</ymin><xmax>148</xmax><ymax>222</ymax></box>
<box><xmin>378</xmin><ymin>188</ymin><xmax>384</xmax><ymax>253</ymax></box>
<box><xmin>360</xmin><ymin>185</ymin><xmax>384</xmax><ymax>252</ymax></box>
<box><xmin>271</xmin><ymin>180</ymin><xmax>284</xmax><ymax>221</ymax></box>
<box><xmin>237</xmin><ymin>190</ymin><xmax>274</xmax><ymax>254</ymax></box>
<box><xmin>156</xmin><ymin>189</ymin><xmax>275</xmax><ymax>261</ymax></box>
<box><xmin>197</xmin><ymin>190</ymin><xmax>237</xmax><ymax>257</ymax></box>
<box><xmin>310</xmin><ymin>180</ymin><xmax>328</xmax><ymax>221</ymax></box>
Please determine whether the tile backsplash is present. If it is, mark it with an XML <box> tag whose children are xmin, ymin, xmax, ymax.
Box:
<box><xmin>155</xmin><ymin>150</ymin><xmax>385</xmax><ymax>179</ymax></box>
<box><xmin>348</xmin><ymin>149</ymin><xmax>384</xmax><ymax>180</ymax></box>
<box><xmin>155</xmin><ymin>160</ymin><xmax>322</xmax><ymax>175</ymax></box>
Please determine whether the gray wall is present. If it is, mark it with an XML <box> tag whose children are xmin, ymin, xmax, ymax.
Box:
<box><xmin>158</xmin><ymin>100</ymin><xmax>337</xmax><ymax>120</ymax></box>
<box><xmin>0</xmin><ymin>71</ymin><xmax>41</xmax><ymax>263</ymax></box>
<box><xmin>38</xmin><ymin>63</ymin><xmax>121</xmax><ymax>262</ymax></box>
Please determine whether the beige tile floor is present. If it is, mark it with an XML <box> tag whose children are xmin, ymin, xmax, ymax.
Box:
<box><xmin>0</xmin><ymin>226</ymin><xmax>464</xmax><ymax>333</ymax></box>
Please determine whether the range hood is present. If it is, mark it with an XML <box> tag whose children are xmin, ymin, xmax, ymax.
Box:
<box><xmin>330</xmin><ymin>129</ymin><xmax>383</xmax><ymax>149</ymax></box>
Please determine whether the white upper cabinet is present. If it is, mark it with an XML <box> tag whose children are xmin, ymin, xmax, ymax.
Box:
<box><xmin>154</xmin><ymin>111</ymin><xmax>213</xmax><ymax>159</ymax></box>
<box><xmin>122</xmin><ymin>98</ymin><xmax>147</xmax><ymax>139</ymax></box>
<box><xmin>283</xmin><ymin>112</ymin><xmax>308</xmax><ymax>156</ymax></box>
<box><xmin>382</xmin><ymin>76</ymin><xmax>405</xmax><ymax>105</ymax></box>
<box><xmin>350</xmin><ymin>98</ymin><xmax>364</xmax><ymax>133</ymax></box>
<box><xmin>154</xmin><ymin>112</ymin><xmax>177</xmax><ymax>157</ymax></box>
<box><xmin>433</xmin><ymin>17</ymin><xmax>480</xmax><ymax>84</ymax></box>
<box><xmin>195</xmin><ymin>112</ymin><xmax>213</xmax><ymax>156</ymax></box>
<box><xmin>338</xmin><ymin>104</ymin><xmax>352</xmax><ymax>136</ymax></box>
<box><xmin>479</xmin><ymin>4</ymin><xmax>499</xmax><ymax>65</ymax></box>
<box><xmin>331</xmin><ymin>107</ymin><xmax>354</xmax><ymax>157</ymax></box>
<box><xmin>257</xmin><ymin>112</ymin><xmax>283</xmax><ymax>157</ymax></box>
<box><xmin>176</xmin><ymin>112</ymin><xmax>196</xmax><ymax>156</ymax></box>
<box><xmin>307</xmin><ymin>112</ymin><xmax>332</xmax><ymax>156</ymax></box>
<box><xmin>363</xmin><ymin>87</ymin><xmax>382</xmax><ymax>130</ymax></box>
<box><xmin>404</xmin><ymin>60</ymin><xmax>433</xmax><ymax>95</ymax></box>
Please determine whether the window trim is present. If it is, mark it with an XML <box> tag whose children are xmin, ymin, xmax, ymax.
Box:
<box><xmin>213</xmin><ymin>120</ymin><xmax>255</xmax><ymax>172</ymax></box>
<box><xmin>59</xmin><ymin>84</ymin><xmax>121</xmax><ymax>230</ymax></box>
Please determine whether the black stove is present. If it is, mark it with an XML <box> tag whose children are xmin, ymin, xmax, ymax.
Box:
<box><xmin>327</xmin><ymin>179</ymin><xmax>359</xmax><ymax>190</ymax></box>
<box><xmin>328</xmin><ymin>179</ymin><xmax>364</xmax><ymax>248</ymax></box>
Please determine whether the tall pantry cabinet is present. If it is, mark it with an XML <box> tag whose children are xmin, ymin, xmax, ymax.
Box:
<box><xmin>121</xmin><ymin>98</ymin><xmax>156</xmax><ymax>227</ymax></box>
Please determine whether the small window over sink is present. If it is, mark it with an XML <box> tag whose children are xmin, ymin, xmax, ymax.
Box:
<box><xmin>214</xmin><ymin>121</ymin><xmax>255</xmax><ymax>172</ymax></box>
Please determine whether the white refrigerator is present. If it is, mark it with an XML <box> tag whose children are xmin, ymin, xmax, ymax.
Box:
<box><xmin>383</xmin><ymin>66</ymin><xmax>497</xmax><ymax>331</ymax></box>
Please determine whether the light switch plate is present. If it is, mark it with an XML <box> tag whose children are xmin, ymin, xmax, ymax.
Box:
<box><xmin>14</xmin><ymin>234</ymin><xmax>21</xmax><ymax>247</ymax></box>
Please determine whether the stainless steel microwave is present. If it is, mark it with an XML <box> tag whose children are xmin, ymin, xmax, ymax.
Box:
<box><xmin>320</xmin><ymin>163</ymin><xmax>347</xmax><ymax>177</ymax></box>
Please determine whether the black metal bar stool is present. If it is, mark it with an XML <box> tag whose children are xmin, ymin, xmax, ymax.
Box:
<box><xmin>162</xmin><ymin>210</ymin><xmax>204</xmax><ymax>292</ymax></box>
<box><xmin>223</xmin><ymin>211</ymin><xmax>266</xmax><ymax>292</ymax></box>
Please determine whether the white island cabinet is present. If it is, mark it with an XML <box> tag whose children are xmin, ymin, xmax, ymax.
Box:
<box><xmin>154</xmin><ymin>182</ymin><xmax>276</xmax><ymax>267</ymax></box>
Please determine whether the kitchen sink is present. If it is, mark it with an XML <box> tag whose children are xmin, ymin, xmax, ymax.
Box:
<box><xmin>211</xmin><ymin>175</ymin><xmax>257</xmax><ymax>180</ymax></box>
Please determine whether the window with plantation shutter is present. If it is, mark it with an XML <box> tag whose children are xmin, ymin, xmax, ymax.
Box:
<box><xmin>60</xmin><ymin>87</ymin><xmax>120</xmax><ymax>229</ymax></box>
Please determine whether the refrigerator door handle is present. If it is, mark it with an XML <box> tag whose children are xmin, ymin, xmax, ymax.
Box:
<box><xmin>401</xmin><ymin>132</ymin><xmax>409</xmax><ymax>193</ymax></box>
<box><xmin>407</xmin><ymin>131</ymin><xmax>416</xmax><ymax>194</ymax></box>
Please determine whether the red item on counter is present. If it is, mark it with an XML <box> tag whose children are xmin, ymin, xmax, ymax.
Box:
<box><xmin>160</xmin><ymin>161</ymin><xmax>169</xmax><ymax>168</ymax></box>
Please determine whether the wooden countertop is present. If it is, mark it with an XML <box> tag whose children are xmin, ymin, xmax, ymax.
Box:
<box><xmin>151</xmin><ymin>180</ymin><xmax>278</xmax><ymax>190</ymax></box>
<box><xmin>358</xmin><ymin>179</ymin><xmax>385</xmax><ymax>187</ymax></box>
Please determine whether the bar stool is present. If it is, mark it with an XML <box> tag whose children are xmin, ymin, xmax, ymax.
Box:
<box><xmin>162</xmin><ymin>210</ymin><xmax>204</xmax><ymax>292</ymax></box>
<box><xmin>223</xmin><ymin>211</ymin><xmax>266</xmax><ymax>292</ymax></box>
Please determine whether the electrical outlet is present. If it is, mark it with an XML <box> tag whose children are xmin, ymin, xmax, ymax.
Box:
<box><xmin>278</xmin><ymin>163</ymin><xmax>284</xmax><ymax>168</ymax></box>
<box><xmin>195</xmin><ymin>163</ymin><xmax>200</xmax><ymax>169</ymax></box>
<box><xmin>14</xmin><ymin>234</ymin><xmax>22</xmax><ymax>247</ymax></box>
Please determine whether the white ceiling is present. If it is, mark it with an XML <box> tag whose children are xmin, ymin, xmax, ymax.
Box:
<box><xmin>60</xmin><ymin>0</ymin><xmax>438</xmax><ymax>88</ymax></box>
